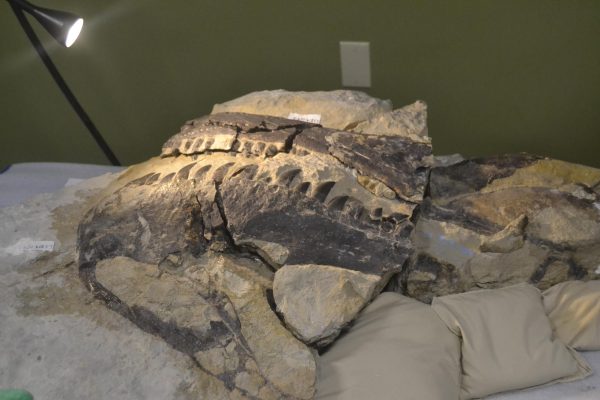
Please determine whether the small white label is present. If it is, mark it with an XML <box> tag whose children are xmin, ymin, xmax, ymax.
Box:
<box><xmin>595</xmin><ymin>265</ymin><xmax>600</xmax><ymax>275</ymax></box>
<box><xmin>21</xmin><ymin>241</ymin><xmax>55</xmax><ymax>252</ymax></box>
<box><xmin>287</xmin><ymin>113</ymin><xmax>321</xmax><ymax>124</ymax></box>
<box><xmin>4</xmin><ymin>239</ymin><xmax>56</xmax><ymax>256</ymax></box>
<box><xmin>65</xmin><ymin>178</ymin><xmax>85</xmax><ymax>187</ymax></box>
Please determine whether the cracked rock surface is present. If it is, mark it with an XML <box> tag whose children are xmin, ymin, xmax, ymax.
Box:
<box><xmin>77</xmin><ymin>112</ymin><xmax>432</xmax><ymax>397</ymax></box>
<box><xmin>401</xmin><ymin>154</ymin><xmax>600</xmax><ymax>303</ymax></box>
<box><xmin>95</xmin><ymin>254</ymin><xmax>316</xmax><ymax>399</ymax></box>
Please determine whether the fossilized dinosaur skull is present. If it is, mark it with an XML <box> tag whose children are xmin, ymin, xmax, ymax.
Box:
<box><xmin>76</xmin><ymin>112</ymin><xmax>432</xmax><ymax>399</ymax></box>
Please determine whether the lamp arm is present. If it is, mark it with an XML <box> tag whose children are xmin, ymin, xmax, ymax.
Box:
<box><xmin>7</xmin><ymin>0</ymin><xmax>33</xmax><ymax>13</ymax></box>
<box><xmin>9</xmin><ymin>1</ymin><xmax>121</xmax><ymax>166</ymax></box>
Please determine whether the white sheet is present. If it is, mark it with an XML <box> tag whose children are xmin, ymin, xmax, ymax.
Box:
<box><xmin>0</xmin><ymin>162</ymin><xmax>124</xmax><ymax>208</ymax></box>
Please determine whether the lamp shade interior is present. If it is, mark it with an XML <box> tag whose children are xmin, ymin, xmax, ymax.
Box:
<box><xmin>65</xmin><ymin>18</ymin><xmax>83</xmax><ymax>47</ymax></box>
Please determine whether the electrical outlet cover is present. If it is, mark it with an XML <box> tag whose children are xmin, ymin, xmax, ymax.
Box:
<box><xmin>340</xmin><ymin>41</ymin><xmax>371</xmax><ymax>88</ymax></box>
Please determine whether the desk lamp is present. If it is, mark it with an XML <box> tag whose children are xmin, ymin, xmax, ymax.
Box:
<box><xmin>6</xmin><ymin>0</ymin><xmax>121</xmax><ymax>166</ymax></box>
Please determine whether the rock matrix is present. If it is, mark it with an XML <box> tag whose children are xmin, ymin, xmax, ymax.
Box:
<box><xmin>402</xmin><ymin>154</ymin><xmax>600</xmax><ymax>303</ymax></box>
<box><xmin>211</xmin><ymin>89</ymin><xmax>428</xmax><ymax>141</ymax></box>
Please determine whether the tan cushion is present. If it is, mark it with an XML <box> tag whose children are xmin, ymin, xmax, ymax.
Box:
<box><xmin>431</xmin><ymin>284</ymin><xmax>591</xmax><ymax>400</ymax></box>
<box><xmin>543</xmin><ymin>280</ymin><xmax>600</xmax><ymax>351</ymax></box>
<box><xmin>317</xmin><ymin>292</ymin><xmax>461</xmax><ymax>400</ymax></box>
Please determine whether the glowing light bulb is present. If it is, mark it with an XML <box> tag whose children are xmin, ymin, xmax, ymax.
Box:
<box><xmin>65</xmin><ymin>18</ymin><xmax>83</xmax><ymax>47</ymax></box>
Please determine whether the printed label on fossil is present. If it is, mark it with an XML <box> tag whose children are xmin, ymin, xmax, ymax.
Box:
<box><xmin>287</xmin><ymin>113</ymin><xmax>321</xmax><ymax>124</ymax></box>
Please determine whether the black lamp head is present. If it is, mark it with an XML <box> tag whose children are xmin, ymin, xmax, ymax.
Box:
<box><xmin>8</xmin><ymin>0</ymin><xmax>83</xmax><ymax>47</ymax></box>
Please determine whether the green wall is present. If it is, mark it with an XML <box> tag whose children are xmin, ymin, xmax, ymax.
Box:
<box><xmin>1</xmin><ymin>1</ymin><xmax>599</xmax><ymax>167</ymax></box>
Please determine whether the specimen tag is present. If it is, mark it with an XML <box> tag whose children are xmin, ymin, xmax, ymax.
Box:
<box><xmin>287</xmin><ymin>113</ymin><xmax>321</xmax><ymax>124</ymax></box>
<box><xmin>20</xmin><ymin>241</ymin><xmax>55</xmax><ymax>252</ymax></box>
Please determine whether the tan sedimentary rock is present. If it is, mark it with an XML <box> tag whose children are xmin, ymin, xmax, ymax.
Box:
<box><xmin>211</xmin><ymin>89</ymin><xmax>430</xmax><ymax>143</ymax></box>
<box><xmin>212</xmin><ymin>89</ymin><xmax>393</xmax><ymax>131</ymax></box>
<box><xmin>273</xmin><ymin>264</ymin><xmax>380</xmax><ymax>346</ymax></box>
